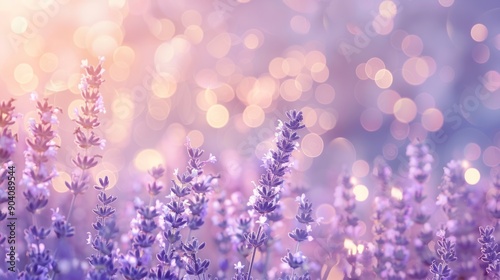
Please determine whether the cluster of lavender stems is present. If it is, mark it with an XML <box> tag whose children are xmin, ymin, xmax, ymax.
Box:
<box><xmin>5</xmin><ymin>57</ymin><xmax>500</xmax><ymax>280</ymax></box>
<box><xmin>87</xmin><ymin>176</ymin><xmax>119</xmax><ymax>279</ymax></box>
<box><xmin>149</xmin><ymin>140</ymin><xmax>216</xmax><ymax>279</ymax></box>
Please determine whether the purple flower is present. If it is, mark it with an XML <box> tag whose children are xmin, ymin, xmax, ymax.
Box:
<box><xmin>245</xmin><ymin>110</ymin><xmax>304</xmax><ymax>279</ymax></box>
<box><xmin>430</xmin><ymin>229</ymin><xmax>457</xmax><ymax>280</ymax></box>
<box><xmin>406</xmin><ymin>142</ymin><xmax>433</xmax><ymax>184</ymax></box>
<box><xmin>65</xmin><ymin>58</ymin><xmax>106</xmax><ymax>196</ymax></box>
<box><xmin>0</xmin><ymin>99</ymin><xmax>17</xmax><ymax>179</ymax></box>
<box><xmin>478</xmin><ymin>226</ymin><xmax>500</xmax><ymax>277</ymax></box>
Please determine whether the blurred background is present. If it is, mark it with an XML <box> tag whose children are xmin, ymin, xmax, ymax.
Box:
<box><xmin>1</xmin><ymin>0</ymin><xmax>500</xmax><ymax>277</ymax></box>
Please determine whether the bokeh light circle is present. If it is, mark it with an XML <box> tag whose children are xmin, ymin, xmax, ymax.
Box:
<box><xmin>134</xmin><ymin>149</ymin><xmax>164</xmax><ymax>172</ymax></box>
<box><xmin>243</xmin><ymin>105</ymin><xmax>265</xmax><ymax>128</ymax></box>
<box><xmin>353</xmin><ymin>184</ymin><xmax>369</xmax><ymax>202</ymax></box>
<box><xmin>393</xmin><ymin>98</ymin><xmax>417</xmax><ymax>123</ymax></box>
<box><xmin>464</xmin><ymin>168</ymin><xmax>481</xmax><ymax>185</ymax></box>
<box><xmin>302</xmin><ymin>133</ymin><xmax>324</xmax><ymax>158</ymax></box>
<box><xmin>421</xmin><ymin>108</ymin><xmax>444</xmax><ymax>132</ymax></box>
<box><xmin>360</xmin><ymin>108</ymin><xmax>383</xmax><ymax>132</ymax></box>
<box><xmin>206</xmin><ymin>104</ymin><xmax>229</xmax><ymax>128</ymax></box>
<box><xmin>471</xmin><ymin>23</ymin><xmax>488</xmax><ymax>42</ymax></box>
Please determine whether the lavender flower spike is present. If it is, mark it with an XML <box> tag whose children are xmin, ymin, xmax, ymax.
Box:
<box><xmin>245</xmin><ymin>110</ymin><xmax>304</xmax><ymax>280</ymax></box>
<box><xmin>429</xmin><ymin>229</ymin><xmax>457</xmax><ymax>280</ymax></box>
<box><xmin>478</xmin><ymin>225</ymin><xmax>500</xmax><ymax>277</ymax></box>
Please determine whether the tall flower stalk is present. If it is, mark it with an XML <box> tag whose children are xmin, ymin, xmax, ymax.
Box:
<box><xmin>371</xmin><ymin>158</ymin><xmax>394</xmax><ymax>278</ymax></box>
<box><xmin>281</xmin><ymin>193</ymin><xmax>315</xmax><ymax>279</ymax></box>
<box><xmin>477</xmin><ymin>225</ymin><xmax>500</xmax><ymax>278</ymax></box>
<box><xmin>429</xmin><ymin>229</ymin><xmax>457</xmax><ymax>280</ymax></box>
<box><xmin>54</xmin><ymin>57</ymin><xmax>106</xmax><ymax>277</ymax></box>
<box><xmin>87</xmin><ymin>176</ymin><xmax>119</xmax><ymax>279</ymax></box>
<box><xmin>245</xmin><ymin>110</ymin><xmax>304</xmax><ymax>279</ymax></box>
<box><xmin>19</xmin><ymin>94</ymin><xmax>60</xmax><ymax>279</ymax></box>
<box><xmin>436</xmin><ymin>160</ymin><xmax>477</xmax><ymax>276</ymax></box>
<box><xmin>64</xmin><ymin>57</ymin><xmax>106</xmax><ymax>211</ymax></box>
<box><xmin>406</xmin><ymin>142</ymin><xmax>434</xmax><ymax>278</ymax></box>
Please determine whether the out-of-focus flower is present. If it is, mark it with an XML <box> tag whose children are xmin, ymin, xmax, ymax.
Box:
<box><xmin>406</xmin><ymin>142</ymin><xmax>434</xmax><ymax>184</ymax></box>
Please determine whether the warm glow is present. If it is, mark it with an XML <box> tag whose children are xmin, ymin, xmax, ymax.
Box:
<box><xmin>344</xmin><ymin>239</ymin><xmax>364</xmax><ymax>255</ymax></box>
<box><xmin>353</xmin><ymin>184</ymin><xmax>369</xmax><ymax>202</ymax></box>
<box><xmin>301</xmin><ymin>133</ymin><xmax>324</xmax><ymax>158</ymax></box>
<box><xmin>391</xmin><ymin>187</ymin><xmax>403</xmax><ymax>200</ymax></box>
<box><xmin>52</xmin><ymin>171</ymin><xmax>71</xmax><ymax>193</ymax></box>
<box><xmin>206</xmin><ymin>104</ymin><xmax>229</xmax><ymax>128</ymax></box>
<box><xmin>393</xmin><ymin>98</ymin><xmax>417</xmax><ymax>123</ymax></box>
<box><xmin>421</xmin><ymin>108</ymin><xmax>444</xmax><ymax>132</ymax></box>
<box><xmin>464</xmin><ymin>168</ymin><xmax>481</xmax><ymax>185</ymax></box>
<box><xmin>315</xmin><ymin>204</ymin><xmax>336</xmax><ymax>224</ymax></box>
<box><xmin>471</xmin><ymin>24</ymin><xmax>488</xmax><ymax>42</ymax></box>
<box><xmin>374</xmin><ymin>69</ymin><xmax>393</xmax><ymax>89</ymax></box>
<box><xmin>134</xmin><ymin>149</ymin><xmax>164</xmax><ymax>172</ymax></box>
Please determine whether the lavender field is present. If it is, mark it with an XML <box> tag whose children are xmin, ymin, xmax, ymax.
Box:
<box><xmin>1</xmin><ymin>0</ymin><xmax>500</xmax><ymax>279</ymax></box>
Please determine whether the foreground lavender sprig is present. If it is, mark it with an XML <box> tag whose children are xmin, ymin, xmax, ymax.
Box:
<box><xmin>430</xmin><ymin>230</ymin><xmax>457</xmax><ymax>280</ymax></box>
<box><xmin>22</xmin><ymin>94</ymin><xmax>60</xmax><ymax>215</ymax></box>
<box><xmin>437</xmin><ymin>160</ymin><xmax>477</xmax><ymax>276</ymax></box>
<box><xmin>280</xmin><ymin>193</ymin><xmax>314</xmax><ymax>279</ymax></box>
<box><xmin>87</xmin><ymin>176</ymin><xmax>119</xmax><ymax>280</ymax></box>
<box><xmin>245</xmin><ymin>110</ymin><xmax>304</xmax><ymax>279</ymax></box>
<box><xmin>478</xmin><ymin>225</ymin><xmax>500</xmax><ymax>277</ymax></box>
<box><xmin>54</xmin><ymin>57</ymin><xmax>106</xmax><ymax>278</ymax></box>
<box><xmin>19</xmin><ymin>94</ymin><xmax>60</xmax><ymax>279</ymax></box>
<box><xmin>64</xmin><ymin>57</ymin><xmax>106</xmax><ymax>212</ymax></box>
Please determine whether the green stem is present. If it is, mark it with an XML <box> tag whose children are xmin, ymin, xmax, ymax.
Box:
<box><xmin>186</xmin><ymin>229</ymin><xmax>192</xmax><ymax>242</ymax></box>
<box><xmin>263</xmin><ymin>245</ymin><xmax>271</xmax><ymax>280</ymax></box>
<box><xmin>246</xmin><ymin>225</ymin><xmax>263</xmax><ymax>280</ymax></box>
<box><xmin>294</xmin><ymin>242</ymin><xmax>300</xmax><ymax>253</ymax></box>
<box><xmin>67</xmin><ymin>194</ymin><xmax>77</xmax><ymax>223</ymax></box>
